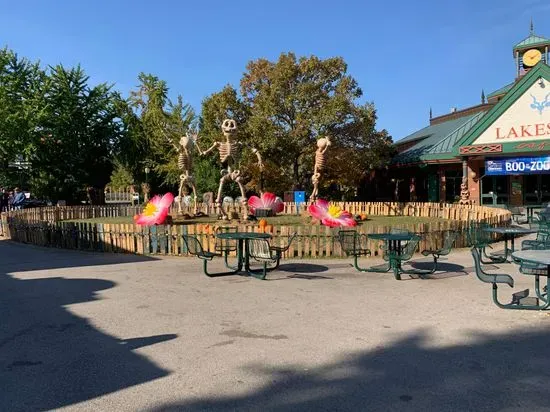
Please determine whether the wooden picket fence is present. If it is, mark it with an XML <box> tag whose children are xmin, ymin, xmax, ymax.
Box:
<box><xmin>3</xmin><ymin>201</ymin><xmax>510</xmax><ymax>224</ymax></box>
<box><xmin>0</xmin><ymin>202</ymin><xmax>511</xmax><ymax>259</ymax></box>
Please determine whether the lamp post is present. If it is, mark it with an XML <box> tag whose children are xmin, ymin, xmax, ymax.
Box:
<box><xmin>143</xmin><ymin>167</ymin><xmax>151</xmax><ymax>203</ymax></box>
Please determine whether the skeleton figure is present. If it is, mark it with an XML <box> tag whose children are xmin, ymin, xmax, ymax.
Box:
<box><xmin>196</xmin><ymin>119</ymin><xmax>263</xmax><ymax>219</ymax></box>
<box><xmin>309</xmin><ymin>136</ymin><xmax>331</xmax><ymax>201</ymax></box>
<box><xmin>172</xmin><ymin>133</ymin><xmax>198</xmax><ymax>215</ymax></box>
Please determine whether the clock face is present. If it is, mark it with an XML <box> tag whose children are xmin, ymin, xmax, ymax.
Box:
<box><xmin>523</xmin><ymin>49</ymin><xmax>542</xmax><ymax>67</ymax></box>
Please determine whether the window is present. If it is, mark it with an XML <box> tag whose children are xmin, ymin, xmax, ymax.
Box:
<box><xmin>445</xmin><ymin>171</ymin><xmax>462</xmax><ymax>203</ymax></box>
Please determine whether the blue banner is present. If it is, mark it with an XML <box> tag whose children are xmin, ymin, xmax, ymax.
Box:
<box><xmin>485</xmin><ymin>156</ymin><xmax>550</xmax><ymax>175</ymax></box>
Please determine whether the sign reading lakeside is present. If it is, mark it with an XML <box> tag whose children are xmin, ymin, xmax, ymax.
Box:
<box><xmin>486</xmin><ymin>156</ymin><xmax>550</xmax><ymax>175</ymax></box>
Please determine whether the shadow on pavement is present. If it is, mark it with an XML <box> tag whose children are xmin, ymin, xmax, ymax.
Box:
<box><xmin>277</xmin><ymin>263</ymin><xmax>329</xmax><ymax>273</ymax></box>
<box><xmin>151</xmin><ymin>327</ymin><xmax>550</xmax><ymax>411</ymax></box>
<box><xmin>285</xmin><ymin>273</ymin><xmax>333</xmax><ymax>280</ymax></box>
<box><xmin>0</xmin><ymin>240</ymin><xmax>176</xmax><ymax>411</ymax></box>
<box><xmin>405</xmin><ymin>261</ymin><xmax>469</xmax><ymax>279</ymax></box>
<box><xmin>0</xmin><ymin>239</ymin><xmax>156</xmax><ymax>273</ymax></box>
<box><xmin>267</xmin><ymin>263</ymin><xmax>333</xmax><ymax>281</ymax></box>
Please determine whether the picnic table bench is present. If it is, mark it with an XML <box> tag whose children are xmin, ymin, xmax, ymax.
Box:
<box><xmin>471</xmin><ymin>248</ymin><xmax>550</xmax><ymax>310</ymax></box>
<box><xmin>339</xmin><ymin>230</ymin><xmax>457</xmax><ymax>280</ymax></box>
<box><xmin>183</xmin><ymin>232</ymin><xmax>296</xmax><ymax>280</ymax></box>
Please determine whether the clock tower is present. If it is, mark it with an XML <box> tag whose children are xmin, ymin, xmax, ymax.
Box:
<box><xmin>513</xmin><ymin>20</ymin><xmax>550</xmax><ymax>78</ymax></box>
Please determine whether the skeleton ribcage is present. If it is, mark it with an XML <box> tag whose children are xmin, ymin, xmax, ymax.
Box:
<box><xmin>178</xmin><ymin>151</ymin><xmax>192</xmax><ymax>171</ymax></box>
<box><xmin>315</xmin><ymin>151</ymin><xmax>326</xmax><ymax>171</ymax></box>
<box><xmin>219</xmin><ymin>142</ymin><xmax>241</xmax><ymax>165</ymax></box>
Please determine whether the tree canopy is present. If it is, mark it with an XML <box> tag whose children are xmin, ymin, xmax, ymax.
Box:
<box><xmin>200</xmin><ymin>52</ymin><xmax>393</xmax><ymax>198</ymax></box>
<box><xmin>0</xmin><ymin>47</ymin><xmax>123</xmax><ymax>202</ymax></box>
<box><xmin>0</xmin><ymin>47</ymin><xmax>392</xmax><ymax>203</ymax></box>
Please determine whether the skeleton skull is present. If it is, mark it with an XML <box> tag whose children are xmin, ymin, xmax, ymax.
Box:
<box><xmin>222</xmin><ymin>119</ymin><xmax>237</xmax><ymax>138</ymax></box>
<box><xmin>180</xmin><ymin>134</ymin><xmax>193</xmax><ymax>150</ymax></box>
<box><xmin>317</xmin><ymin>137</ymin><xmax>331</xmax><ymax>149</ymax></box>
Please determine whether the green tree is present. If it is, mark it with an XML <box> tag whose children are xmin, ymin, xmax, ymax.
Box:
<box><xmin>194</xmin><ymin>156</ymin><xmax>222</xmax><ymax>196</ymax></box>
<box><xmin>29</xmin><ymin>65</ymin><xmax>123</xmax><ymax>202</ymax></box>
<box><xmin>126</xmin><ymin>73</ymin><xmax>196</xmax><ymax>190</ymax></box>
<box><xmin>0</xmin><ymin>47</ymin><xmax>45</xmax><ymax>187</ymax></box>
<box><xmin>200</xmin><ymin>53</ymin><xmax>393</xmax><ymax>197</ymax></box>
<box><xmin>112</xmin><ymin>93</ymin><xmax>149</xmax><ymax>183</ymax></box>
<box><xmin>108</xmin><ymin>160</ymin><xmax>134</xmax><ymax>190</ymax></box>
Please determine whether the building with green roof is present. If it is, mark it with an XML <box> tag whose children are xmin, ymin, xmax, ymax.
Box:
<box><xmin>389</xmin><ymin>24</ymin><xmax>550</xmax><ymax>206</ymax></box>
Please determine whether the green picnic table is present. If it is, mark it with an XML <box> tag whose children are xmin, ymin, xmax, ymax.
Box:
<box><xmin>482</xmin><ymin>226</ymin><xmax>537</xmax><ymax>262</ymax></box>
<box><xmin>215</xmin><ymin>232</ymin><xmax>272</xmax><ymax>279</ymax></box>
<box><xmin>511</xmin><ymin>250</ymin><xmax>550</xmax><ymax>310</ymax></box>
<box><xmin>525</xmin><ymin>205</ymin><xmax>545</xmax><ymax>222</ymax></box>
<box><xmin>369</xmin><ymin>232</ymin><xmax>421</xmax><ymax>280</ymax></box>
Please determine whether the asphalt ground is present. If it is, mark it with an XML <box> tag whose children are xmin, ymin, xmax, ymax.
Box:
<box><xmin>1</xmin><ymin>237</ymin><xmax>550</xmax><ymax>412</ymax></box>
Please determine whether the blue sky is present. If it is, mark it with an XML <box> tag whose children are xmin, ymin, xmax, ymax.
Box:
<box><xmin>1</xmin><ymin>0</ymin><xmax>549</xmax><ymax>140</ymax></box>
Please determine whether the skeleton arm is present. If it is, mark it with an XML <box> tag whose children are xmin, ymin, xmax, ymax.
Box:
<box><xmin>159</xmin><ymin>131</ymin><xmax>179</xmax><ymax>152</ymax></box>
<box><xmin>194</xmin><ymin>139</ymin><xmax>219</xmax><ymax>156</ymax></box>
<box><xmin>251</xmin><ymin>148</ymin><xmax>264</xmax><ymax>171</ymax></box>
<box><xmin>237</xmin><ymin>141</ymin><xmax>263</xmax><ymax>170</ymax></box>
<box><xmin>321</xmin><ymin>137</ymin><xmax>331</xmax><ymax>154</ymax></box>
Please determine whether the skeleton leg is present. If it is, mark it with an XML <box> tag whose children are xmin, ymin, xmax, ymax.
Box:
<box><xmin>178</xmin><ymin>174</ymin><xmax>187</xmax><ymax>214</ymax></box>
<box><xmin>232</xmin><ymin>170</ymin><xmax>250</xmax><ymax>220</ymax></box>
<box><xmin>310</xmin><ymin>172</ymin><xmax>321</xmax><ymax>202</ymax></box>
<box><xmin>183</xmin><ymin>173</ymin><xmax>198</xmax><ymax>215</ymax></box>
<box><xmin>216</xmin><ymin>173</ymin><xmax>231</xmax><ymax>219</ymax></box>
<box><xmin>190</xmin><ymin>181</ymin><xmax>198</xmax><ymax>216</ymax></box>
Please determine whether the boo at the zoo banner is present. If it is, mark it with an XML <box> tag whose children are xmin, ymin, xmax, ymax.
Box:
<box><xmin>486</xmin><ymin>156</ymin><xmax>550</xmax><ymax>175</ymax></box>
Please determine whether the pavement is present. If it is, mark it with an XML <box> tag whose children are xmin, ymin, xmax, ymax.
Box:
<box><xmin>1</xmin><ymin>235</ymin><xmax>550</xmax><ymax>412</ymax></box>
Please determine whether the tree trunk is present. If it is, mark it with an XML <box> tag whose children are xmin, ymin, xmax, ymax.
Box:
<box><xmin>293</xmin><ymin>157</ymin><xmax>300</xmax><ymax>190</ymax></box>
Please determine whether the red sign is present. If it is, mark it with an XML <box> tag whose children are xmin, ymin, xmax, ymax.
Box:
<box><xmin>496</xmin><ymin>123</ymin><xmax>550</xmax><ymax>139</ymax></box>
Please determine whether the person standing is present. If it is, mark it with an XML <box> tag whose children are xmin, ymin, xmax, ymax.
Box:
<box><xmin>12</xmin><ymin>188</ymin><xmax>26</xmax><ymax>210</ymax></box>
<box><xmin>7</xmin><ymin>190</ymin><xmax>14</xmax><ymax>210</ymax></box>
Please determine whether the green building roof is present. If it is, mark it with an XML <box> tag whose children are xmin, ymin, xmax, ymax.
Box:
<box><xmin>487</xmin><ymin>82</ymin><xmax>514</xmax><ymax>98</ymax></box>
<box><xmin>392</xmin><ymin>111</ymin><xmax>487</xmax><ymax>165</ymax></box>
<box><xmin>396</xmin><ymin>114</ymin><xmax>476</xmax><ymax>145</ymax></box>
<box><xmin>513</xmin><ymin>33</ymin><xmax>550</xmax><ymax>51</ymax></box>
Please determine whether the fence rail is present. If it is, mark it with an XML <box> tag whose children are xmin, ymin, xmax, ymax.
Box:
<box><xmin>0</xmin><ymin>202</ymin><xmax>511</xmax><ymax>259</ymax></box>
<box><xmin>1</xmin><ymin>202</ymin><xmax>510</xmax><ymax>223</ymax></box>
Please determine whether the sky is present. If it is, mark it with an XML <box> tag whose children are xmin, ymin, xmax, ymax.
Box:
<box><xmin>1</xmin><ymin>0</ymin><xmax>549</xmax><ymax>141</ymax></box>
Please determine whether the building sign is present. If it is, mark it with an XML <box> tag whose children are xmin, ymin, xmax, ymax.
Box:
<box><xmin>495</xmin><ymin>123</ymin><xmax>550</xmax><ymax>139</ymax></box>
<box><xmin>514</xmin><ymin>141</ymin><xmax>550</xmax><ymax>151</ymax></box>
<box><xmin>485</xmin><ymin>156</ymin><xmax>550</xmax><ymax>175</ymax></box>
<box><xmin>473</xmin><ymin>80</ymin><xmax>550</xmax><ymax>145</ymax></box>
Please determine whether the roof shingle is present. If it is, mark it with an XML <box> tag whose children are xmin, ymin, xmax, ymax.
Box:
<box><xmin>392</xmin><ymin>111</ymin><xmax>487</xmax><ymax>164</ymax></box>
<box><xmin>513</xmin><ymin>34</ymin><xmax>550</xmax><ymax>51</ymax></box>
<box><xmin>487</xmin><ymin>82</ymin><xmax>514</xmax><ymax>98</ymax></box>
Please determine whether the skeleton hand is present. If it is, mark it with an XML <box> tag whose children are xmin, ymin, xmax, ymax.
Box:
<box><xmin>252</xmin><ymin>148</ymin><xmax>264</xmax><ymax>171</ymax></box>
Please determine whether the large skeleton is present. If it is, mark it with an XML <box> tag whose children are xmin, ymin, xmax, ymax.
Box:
<box><xmin>196</xmin><ymin>119</ymin><xmax>263</xmax><ymax>219</ymax></box>
<box><xmin>172</xmin><ymin>133</ymin><xmax>198</xmax><ymax>215</ymax></box>
<box><xmin>309</xmin><ymin>136</ymin><xmax>331</xmax><ymax>201</ymax></box>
